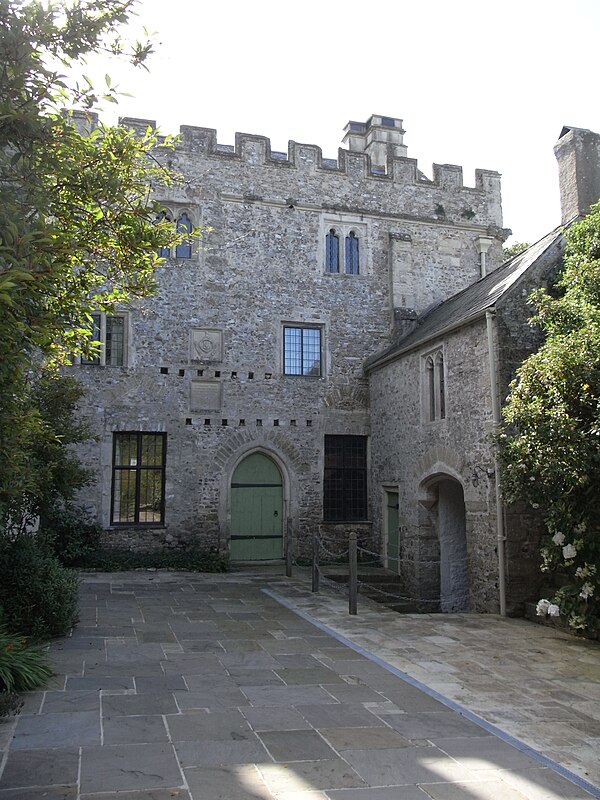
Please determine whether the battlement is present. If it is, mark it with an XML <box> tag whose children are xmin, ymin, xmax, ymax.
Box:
<box><xmin>117</xmin><ymin>115</ymin><xmax>501</xmax><ymax>197</ymax></box>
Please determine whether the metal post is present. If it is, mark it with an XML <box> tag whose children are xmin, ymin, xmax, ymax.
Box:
<box><xmin>349</xmin><ymin>531</ymin><xmax>358</xmax><ymax>615</ymax></box>
<box><xmin>285</xmin><ymin>518</ymin><xmax>293</xmax><ymax>578</ymax></box>
<box><xmin>312</xmin><ymin>534</ymin><xmax>320</xmax><ymax>593</ymax></box>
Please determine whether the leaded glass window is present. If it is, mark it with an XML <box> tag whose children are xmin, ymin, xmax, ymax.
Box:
<box><xmin>106</xmin><ymin>316</ymin><xmax>125</xmax><ymax>367</ymax></box>
<box><xmin>283</xmin><ymin>326</ymin><xmax>322</xmax><ymax>376</ymax></box>
<box><xmin>325</xmin><ymin>229</ymin><xmax>339</xmax><ymax>273</ymax></box>
<box><xmin>345</xmin><ymin>231</ymin><xmax>360</xmax><ymax>275</ymax></box>
<box><xmin>80</xmin><ymin>313</ymin><xmax>126</xmax><ymax>367</ymax></box>
<box><xmin>81</xmin><ymin>313</ymin><xmax>102</xmax><ymax>365</ymax></box>
<box><xmin>156</xmin><ymin>211</ymin><xmax>172</xmax><ymax>258</ymax></box>
<box><xmin>111</xmin><ymin>432</ymin><xmax>166</xmax><ymax>525</ymax></box>
<box><xmin>323</xmin><ymin>435</ymin><xmax>368</xmax><ymax>521</ymax></box>
<box><xmin>175</xmin><ymin>212</ymin><xmax>192</xmax><ymax>259</ymax></box>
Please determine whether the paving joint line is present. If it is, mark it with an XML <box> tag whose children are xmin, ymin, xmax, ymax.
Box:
<box><xmin>263</xmin><ymin>587</ymin><xmax>600</xmax><ymax>800</ymax></box>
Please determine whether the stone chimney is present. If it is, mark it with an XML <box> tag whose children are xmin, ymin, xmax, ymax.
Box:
<box><xmin>554</xmin><ymin>126</ymin><xmax>600</xmax><ymax>224</ymax></box>
<box><xmin>343</xmin><ymin>115</ymin><xmax>407</xmax><ymax>170</ymax></box>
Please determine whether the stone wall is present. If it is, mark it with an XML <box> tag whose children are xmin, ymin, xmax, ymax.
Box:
<box><xmin>368</xmin><ymin>232</ymin><xmax>566</xmax><ymax>614</ymax></box>
<box><xmin>369</xmin><ymin>318</ymin><xmax>500</xmax><ymax>612</ymax></box>
<box><xmin>71</xmin><ymin>116</ymin><xmax>506</xmax><ymax>558</ymax></box>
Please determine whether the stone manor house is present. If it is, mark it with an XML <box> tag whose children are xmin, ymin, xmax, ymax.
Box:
<box><xmin>71</xmin><ymin>113</ymin><xmax>600</xmax><ymax>617</ymax></box>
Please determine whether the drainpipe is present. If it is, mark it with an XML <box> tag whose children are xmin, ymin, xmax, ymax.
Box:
<box><xmin>486</xmin><ymin>308</ymin><xmax>507</xmax><ymax>616</ymax></box>
<box><xmin>476</xmin><ymin>236</ymin><xmax>495</xmax><ymax>278</ymax></box>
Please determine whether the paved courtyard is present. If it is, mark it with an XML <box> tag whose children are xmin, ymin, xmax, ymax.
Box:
<box><xmin>0</xmin><ymin>568</ymin><xmax>599</xmax><ymax>799</ymax></box>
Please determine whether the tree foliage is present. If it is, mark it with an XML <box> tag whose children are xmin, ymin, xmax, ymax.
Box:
<box><xmin>499</xmin><ymin>202</ymin><xmax>600</xmax><ymax>635</ymax></box>
<box><xmin>0</xmin><ymin>0</ymin><xmax>189</xmax><ymax>522</ymax></box>
<box><xmin>503</xmin><ymin>241</ymin><xmax>531</xmax><ymax>261</ymax></box>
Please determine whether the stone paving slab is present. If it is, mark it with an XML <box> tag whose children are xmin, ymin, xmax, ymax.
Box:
<box><xmin>0</xmin><ymin>568</ymin><xmax>599</xmax><ymax>800</ymax></box>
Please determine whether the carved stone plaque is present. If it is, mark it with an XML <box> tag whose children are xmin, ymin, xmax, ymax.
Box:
<box><xmin>190</xmin><ymin>328</ymin><xmax>223</xmax><ymax>362</ymax></box>
<box><xmin>190</xmin><ymin>381</ymin><xmax>222</xmax><ymax>412</ymax></box>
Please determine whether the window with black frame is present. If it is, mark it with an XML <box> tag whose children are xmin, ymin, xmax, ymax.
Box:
<box><xmin>111</xmin><ymin>432</ymin><xmax>166</xmax><ymax>525</ymax></box>
<box><xmin>283</xmin><ymin>326</ymin><xmax>322</xmax><ymax>376</ymax></box>
<box><xmin>323</xmin><ymin>435</ymin><xmax>368</xmax><ymax>521</ymax></box>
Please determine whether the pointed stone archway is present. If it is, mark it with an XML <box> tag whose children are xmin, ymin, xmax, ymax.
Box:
<box><xmin>420</xmin><ymin>474</ymin><xmax>470</xmax><ymax>612</ymax></box>
<box><xmin>229</xmin><ymin>452</ymin><xmax>284</xmax><ymax>561</ymax></box>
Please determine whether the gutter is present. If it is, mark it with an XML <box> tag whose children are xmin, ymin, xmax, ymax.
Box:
<box><xmin>365</xmin><ymin>307</ymin><xmax>491</xmax><ymax>374</ymax></box>
<box><xmin>486</xmin><ymin>308</ymin><xmax>507</xmax><ymax>616</ymax></box>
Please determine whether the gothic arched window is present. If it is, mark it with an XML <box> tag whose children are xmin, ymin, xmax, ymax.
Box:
<box><xmin>345</xmin><ymin>231</ymin><xmax>360</xmax><ymax>275</ymax></box>
<box><xmin>426</xmin><ymin>356</ymin><xmax>436</xmax><ymax>421</ymax></box>
<box><xmin>156</xmin><ymin>210</ymin><xmax>173</xmax><ymax>258</ymax></box>
<box><xmin>437</xmin><ymin>352</ymin><xmax>446</xmax><ymax>419</ymax></box>
<box><xmin>325</xmin><ymin>229</ymin><xmax>339</xmax><ymax>273</ymax></box>
<box><xmin>175</xmin><ymin>212</ymin><xmax>192</xmax><ymax>259</ymax></box>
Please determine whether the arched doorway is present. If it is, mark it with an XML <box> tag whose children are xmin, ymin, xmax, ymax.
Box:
<box><xmin>436</xmin><ymin>477</ymin><xmax>469</xmax><ymax>612</ymax></box>
<box><xmin>230</xmin><ymin>452</ymin><xmax>284</xmax><ymax>560</ymax></box>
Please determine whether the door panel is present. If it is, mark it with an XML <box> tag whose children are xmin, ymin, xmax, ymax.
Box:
<box><xmin>385</xmin><ymin>490</ymin><xmax>399</xmax><ymax>573</ymax></box>
<box><xmin>230</xmin><ymin>453</ymin><xmax>284</xmax><ymax>560</ymax></box>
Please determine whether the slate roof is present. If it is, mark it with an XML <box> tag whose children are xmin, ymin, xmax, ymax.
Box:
<box><xmin>364</xmin><ymin>226</ymin><xmax>564</xmax><ymax>372</ymax></box>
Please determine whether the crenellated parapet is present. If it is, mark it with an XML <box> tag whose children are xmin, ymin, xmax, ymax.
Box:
<box><xmin>117</xmin><ymin>115</ymin><xmax>503</xmax><ymax>227</ymax></box>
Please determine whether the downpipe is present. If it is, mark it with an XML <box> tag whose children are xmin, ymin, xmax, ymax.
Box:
<box><xmin>486</xmin><ymin>309</ymin><xmax>507</xmax><ymax>616</ymax></box>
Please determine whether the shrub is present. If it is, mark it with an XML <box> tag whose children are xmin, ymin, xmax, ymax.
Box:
<box><xmin>499</xmin><ymin>204</ymin><xmax>600</xmax><ymax>636</ymax></box>
<box><xmin>77</xmin><ymin>548</ymin><xmax>229</xmax><ymax>573</ymax></box>
<box><xmin>0</xmin><ymin>624</ymin><xmax>52</xmax><ymax>692</ymax></box>
<box><xmin>0</xmin><ymin>537</ymin><xmax>79</xmax><ymax>639</ymax></box>
<box><xmin>40</xmin><ymin>511</ymin><xmax>101</xmax><ymax>567</ymax></box>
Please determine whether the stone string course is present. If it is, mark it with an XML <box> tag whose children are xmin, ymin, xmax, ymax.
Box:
<box><xmin>70</xmin><ymin>114</ymin><xmax>534</xmax><ymax>612</ymax></box>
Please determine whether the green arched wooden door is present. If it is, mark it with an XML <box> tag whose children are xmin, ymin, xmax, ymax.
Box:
<box><xmin>230</xmin><ymin>453</ymin><xmax>284</xmax><ymax>560</ymax></box>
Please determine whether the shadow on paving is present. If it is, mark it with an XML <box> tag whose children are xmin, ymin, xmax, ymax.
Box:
<box><xmin>0</xmin><ymin>570</ymin><xmax>598</xmax><ymax>800</ymax></box>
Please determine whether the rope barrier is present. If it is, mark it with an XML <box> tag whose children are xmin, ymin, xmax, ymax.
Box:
<box><xmin>286</xmin><ymin>529</ymin><xmax>491</xmax><ymax>613</ymax></box>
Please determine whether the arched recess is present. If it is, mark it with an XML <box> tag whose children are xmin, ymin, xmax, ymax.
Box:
<box><xmin>229</xmin><ymin>451</ymin><xmax>285</xmax><ymax>561</ymax></box>
<box><xmin>420</xmin><ymin>472</ymin><xmax>470</xmax><ymax>612</ymax></box>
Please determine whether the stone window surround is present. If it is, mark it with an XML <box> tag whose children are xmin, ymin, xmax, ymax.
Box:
<box><xmin>422</xmin><ymin>346</ymin><xmax>446</xmax><ymax>423</ymax></box>
<box><xmin>323</xmin><ymin>434</ymin><xmax>369</xmax><ymax>522</ymax></box>
<box><xmin>110</xmin><ymin>431</ymin><xmax>167</xmax><ymax>527</ymax></box>
<box><xmin>77</xmin><ymin>311</ymin><xmax>129</xmax><ymax>367</ymax></box>
<box><xmin>281</xmin><ymin>321</ymin><xmax>325</xmax><ymax>377</ymax></box>
<box><xmin>319</xmin><ymin>214</ymin><xmax>369</xmax><ymax>276</ymax></box>
<box><xmin>156</xmin><ymin>205</ymin><xmax>198</xmax><ymax>259</ymax></box>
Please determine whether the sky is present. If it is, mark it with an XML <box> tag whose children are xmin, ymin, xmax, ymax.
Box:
<box><xmin>89</xmin><ymin>0</ymin><xmax>600</xmax><ymax>246</ymax></box>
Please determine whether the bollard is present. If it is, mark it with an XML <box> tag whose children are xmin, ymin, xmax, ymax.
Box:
<box><xmin>349</xmin><ymin>531</ymin><xmax>358</xmax><ymax>615</ymax></box>
<box><xmin>312</xmin><ymin>534</ymin><xmax>320</xmax><ymax>593</ymax></box>
<box><xmin>285</xmin><ymin>518</ymin><xmax>293</xmax><ymax>578</ymax></box>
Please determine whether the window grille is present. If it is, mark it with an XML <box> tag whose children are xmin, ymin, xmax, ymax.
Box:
<box><xmin>111</xmin><ymin>432</ymin><xmax>166</xmax><ymax>525</ymax></box>
<box><xmin>283</xmin><ymin>326</ymin><xmax>322</xmax><ymax>376</ymax></box>
<box><xmin>323</xmin><ymin>435</ymin><xmax>368</xmax><ymax>521</ymax></box>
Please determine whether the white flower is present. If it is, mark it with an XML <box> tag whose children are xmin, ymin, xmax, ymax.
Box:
<box><xmin>575</xmin><ymin>564</ymin><xmax>595</xmax><ymax>579</ymax></box>
<box><xmin>579</xmin><ymin>582</ymin><xmax>594</xmax><ymax>600</ymax></box>
<box><xmin>562</xmin><ymin>544</ymin><xmax>577</xmax><ymax>560</ymax></box>
<box><xmin>548</xmin><ymin>604</ymin><xmax>561</xmax><ymax>617</ymax></box>
<box><xmin>552</xmin><ymin>532</ymin><xmax>565</xmax><ymax>546</ymax></box>
<box><xmin>569</xmin><ymin>614</ymin><xmax>587</xmax><ymax>631</ymax></box>
<box><xmin>536</xmin><ymin>599</ymin><xmax>551</xmax><ymax>616</ymax></box>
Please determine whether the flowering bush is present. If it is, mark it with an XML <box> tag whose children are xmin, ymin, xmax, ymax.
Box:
<box><xmin>533</xmin><ymin>510</ymin><xmax>600</xmax><ymax>633</ymax></box>
<box><xmin>499</xmin><ymin>204</ymin><xmax>600</xmax><ymax>637</ymax></box>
